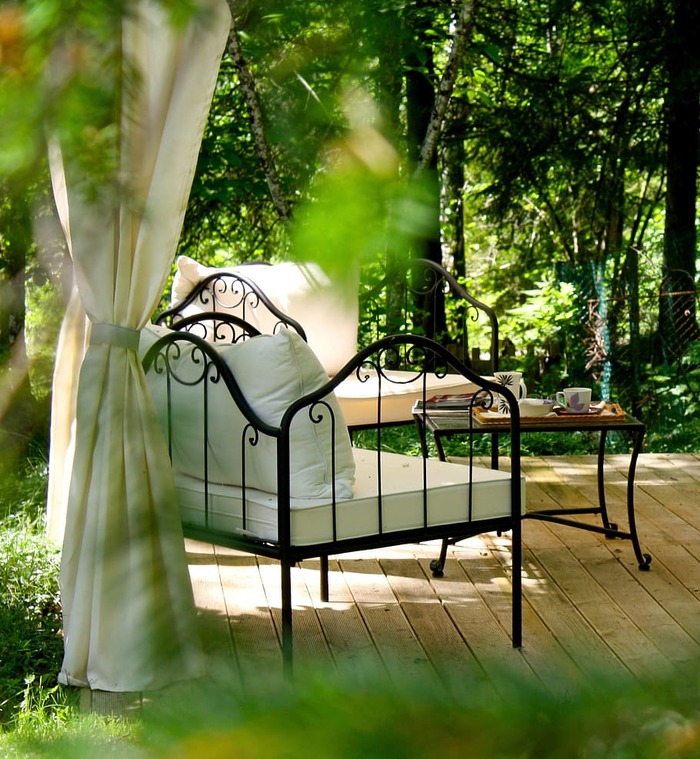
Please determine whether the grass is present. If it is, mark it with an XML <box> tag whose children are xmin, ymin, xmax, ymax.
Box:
<box><xmin>0</xmin><ymin>451</ymin><xmax>132</xmax><ymax>755</ymax></box>
<box><xmin>0</xmin><ymin>451</ymin><xmax>64</xmax><ymax>728</ymax></box>
<box><xmin>2</xmin><ymin>661</ymin><xmax>700</xmax><ymax>758</ymax></box>
<box><xmin>353</xmin><ymin>418</ymin><xmax>614</xmax><ymax>460</ymax></box>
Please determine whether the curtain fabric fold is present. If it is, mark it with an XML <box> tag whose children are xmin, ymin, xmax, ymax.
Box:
<box><xmin>47</xmin><ymin>0</ymin><xmax>230</xmax><ymax>691</ymax></box>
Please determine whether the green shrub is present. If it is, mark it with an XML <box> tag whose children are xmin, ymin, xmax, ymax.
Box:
<box><xmin>0</xmin><ymin>518</ymin><xmax>63</xmax><ymax>724</ymax></box>
<box><xmin>0</xmin><ymin>454</ymin><xmax>48</xmax><ymax>524</ymax></box>
<box><xmin>0</xmin><ymin>451</ymin><xmax>63</xmax><ymax>726</ymax></box>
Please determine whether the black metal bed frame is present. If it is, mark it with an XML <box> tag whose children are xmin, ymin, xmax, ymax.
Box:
<box><xmin>155</xmin><ymin>257</ymin><xmax>500</xmax><ymax>375</ymax></box>
<box><xmin>142</xmin><ymin>330</ymin><xmax>522</xmax><ymax>678</ymax></box>
<box><xmin>358</xmin><ymin>257</ymin><xmax>500</xmax><ymax>375</ymax></box>
<box><xmin>155</xmin><ymin>267</ymin><xmax>307</xmax><ymax>341</ymax></box>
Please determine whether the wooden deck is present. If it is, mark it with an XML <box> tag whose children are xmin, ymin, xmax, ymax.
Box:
<box><xmin>184</xmin><ymin>452</ymin><xmax>700</xmax><ymax>695</ymax></box>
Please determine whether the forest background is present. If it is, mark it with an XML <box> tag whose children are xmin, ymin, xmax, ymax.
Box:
<box><xmin>1</xmin><ymin>0</ymin><xmax>699</xmax><ymax>467</ymax></box>
<box><xmin>0</xmin><ymin>0</ymin><xmax>699</xmax><ymax>740</ymax></box>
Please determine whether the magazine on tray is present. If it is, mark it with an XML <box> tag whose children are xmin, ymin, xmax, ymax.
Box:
<box><xmin>413</xmin><ymin>393</ymin><xmax>490</xmax><ymax>414</ymax></box>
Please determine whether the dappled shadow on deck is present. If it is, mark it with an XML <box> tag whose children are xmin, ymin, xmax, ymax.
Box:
<box><xmin>184</xmin><ymin>454</ymin><xmax>700</xmax><ymax>696</ymax></box>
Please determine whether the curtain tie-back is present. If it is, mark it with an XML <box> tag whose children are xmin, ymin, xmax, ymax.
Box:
<box><xmin>90</xmin><ymin>323</ymin><xmax>141</xmax><ymax>352</ymax></box>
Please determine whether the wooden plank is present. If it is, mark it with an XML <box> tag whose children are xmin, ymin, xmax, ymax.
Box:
<box><xmin>82</xmin><ymin>689</ymin><xmax>142</xmax><ymax>717</ymax></box>
<box><xmin>655</xmin><ymin>453</ymin><xmax>700</xmax><ymax>483</ymax></box>
<box><xmin>564</xmin><ymin>536</ymin><xmax>700</xmax><ymax>667</ymax></box>
<box><xmin>177</xmin><ymin>453</ymin><xmax>700</xmax><ymax>699</ymax></box>
<box><xmin>601</xmin><ymin>481</ymin><xmax>700</xmax><ymax>647</ymax></box>
<box><xmin>215</xmin><ymin>549</ymin><xmax>282</xmax><ymax>687</ymax></box>
<box><xmin>184</xmin><ymin>540</ymin><xmax>237</xmax><ymax>668</ymax></box>
<box><xmin>524</xmin><ymin>466</ymin><xmax>698</xmax><ymax>670</ymax></box>
<box><xmin>645</xmin><ymin>482</ymin><xmax>700</xmax><ymax>534</ymax></box>
<box><xmin>600</xmin><ymin>459</ymin><xmax>700</xmax><ymax>626</ymax></box>
<box><xmin>440</xmin><ymin>534</ymin><xmax>589</xmax><ymax>693</ymax></box>
<box><xmin>297</xmin><ymin>557</ymin><xmax>386</xmax><ymax>677</ymax></box>
<box><xmin>255</xmin><ymin>557</ymin><xmax>334</xmax><ymax>669</ymax></box>
<box><xmin>453</xmin><ymin>529</ymin><xmax>630</xmax><ymax>681</ymax></box>
<box><xmin>517</xmin><ymin>459</ymin><xmax>678</xmax><ymax>679</ymax></box>
<box><xmin>338</xmin><ymin>555</ymin><xmax>437</xmax><ymax>684</ymax></box>
<box><xmin>433</xmin><ymin>551</ymin><xmax>531</xmax><ymax>679</ymax></box>
<box><xmin>632</xmin><ymin>453</ymin><xmax>700</xmax><ymax>485</ymax></box>
<box><xmin>377</xmin><ymin>553</ymin><xmax>493</xmax><ymax>693</ymax></box>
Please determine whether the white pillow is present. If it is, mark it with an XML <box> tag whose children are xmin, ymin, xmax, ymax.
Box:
<box><xmin>171</xmin><ymin>256</ymin><xmax>359</xmax><ymax>376</ymax></box>
<box><xmin>141</xmin><ymin>325</ymin><xmax>356</xmax><ymax>499</ymax></box>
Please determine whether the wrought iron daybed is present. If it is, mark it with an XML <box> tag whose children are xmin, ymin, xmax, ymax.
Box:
<box><xmin>154</xmin><ymin>256</ymin><xmax>500</xmax><ymax>431</ymax></box>
<box><xmin>140</xmin><ymin>324</ymin><xmax>524</xmax><ymax>676</ymax></box>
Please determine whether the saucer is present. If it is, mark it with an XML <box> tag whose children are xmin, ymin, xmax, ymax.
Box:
<box><xmin>554</xmin><ymin>406</ymin><xmax>603</xmax><ymax>416</ymax></box>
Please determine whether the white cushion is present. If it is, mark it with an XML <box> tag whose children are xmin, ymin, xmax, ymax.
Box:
<box><xmin>171</xmin><ymin>256</ymin><xmax>359</xmax><ymax>376</ymax></box>
<box><xmin>141</xmin><ymin>325</ymin><xmax>356</xmax><ymax>499</ymax></box>
<box><xmin>175</xmin><ymin>448</ymin><xmax>525</xmax><ymax>546</ymax></box>
<box><xmin>335</xmin><ymin>369</ymin><xmax>480</xmax><ymax>428</ymax></box>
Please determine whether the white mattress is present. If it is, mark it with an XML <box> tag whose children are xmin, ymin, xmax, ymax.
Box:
<box><xmin>175</xmin><ymin>448</ymin><xmax>524</xmax><ymax>547</ymax></box>
<box><xmin>334</xmin><ymin>369</ymin><xmax>479</xmax><ymax>427</ymax></box>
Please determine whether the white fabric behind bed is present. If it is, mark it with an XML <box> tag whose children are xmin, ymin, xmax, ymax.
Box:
<box><xmin>170</xmin><ymin>257</ymin><xmax>481</xmax><ymax>428</ymax></box>
<box><xmin>335</xmin><ymin>369</ymin><xmax>480</xmax><ymax>427</ymax></box>
<box><xmin>175</xmin><ymin>448</ymin><xmax>524</xmax><ymax>546</ymax></box>
<box><xmin>172</xmin><ymin>256</ymin><xmax>359</xmax><ymax>376</ymax></box>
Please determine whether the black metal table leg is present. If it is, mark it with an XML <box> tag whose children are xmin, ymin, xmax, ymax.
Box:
<box><xmin>626</xmin><ymin>427</ymin><xmax>652</xmax><ymax>570</ymax></box>
<box><xmin>430</xmin><ymin>538</ymin><xmax>451</xmax><ymax>577</ymax></box>
<box><xmin>597</xmin><ymin>429</ymin><xmax>615</xmax><ymax>531</ymax></box>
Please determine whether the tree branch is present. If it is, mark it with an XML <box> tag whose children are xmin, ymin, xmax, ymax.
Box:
<box><xmin>227</xmin><ymin>6</ymin><xmax>291</xmax><ymax>223</ymax></box>
<box><xmin>414</xmin><ymin>0</ymin><xmax>477</xmax><ymax>177</ymax></box>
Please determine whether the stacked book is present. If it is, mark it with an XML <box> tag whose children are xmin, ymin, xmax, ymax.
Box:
<box><xmin>412</xmin><ymin>393</ymin><xmax>489</xmax><ymax>415</ymax></box>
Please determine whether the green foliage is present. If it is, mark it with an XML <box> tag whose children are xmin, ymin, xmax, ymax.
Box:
<box><xmin>0</xmin><ymin>519</ymin><xmax>63</xmax><ymax>725</ymax></box>
<box><xmin>150</xmin><ymin>666</ymin><xmax>700</xmax><ymax>759</ymax></box>
<box><xmin>6</xmin><ymin>662</ymin><xmax>700</xmax><ymax>757</ymax></box>
<box><xmin>24</xmin><ymin>279</ymin><xmax>64</xmax><ymax>402</ymax></box>
<box><xmin>352</xmin><ymin>424</ymin><xmax>425</xmax><ymax>458</ymax></box>
<box><xmin>633</xmin><ymin>353</ymin><xmax>700</xmax><ymax>453</ymax></box>
<box><xmin>0</xmin><ymin>693</ymin><xmax>136</xmax><ymax>757</ymax></box>
<box><xmin>0</xmin><ymin>455</ymin><xmax>63</xmax><ymax>726</ymax></box>
<box><xmin>502</xmin><ymin>277</ymin><xmax>581</xmax><ymax>396</ymax></box>
<box><xmin>290</xmin><ymin>159</ymin><xmax>439</xmax><ymax>292</ymax></box>
<box><xmin>2</xmin><ymin>676</ymin><xmax>76</xmax><ymax>745</ymax></box>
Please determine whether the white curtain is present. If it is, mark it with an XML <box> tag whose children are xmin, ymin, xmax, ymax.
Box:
<box><xmin>46</xmin><ymin>0</ymin><xmax>230</xmax><ymax>691</ymax></box>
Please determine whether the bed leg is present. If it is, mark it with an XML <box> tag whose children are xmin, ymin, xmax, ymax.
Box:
<box><xmin>320</xmin><ymin>555</ymin><xmax>329</xmax><ymax>602</ymax></box>
<box><xmin>512</xmin><ymin>521</ymin><xmax>523</xmax><ymax>649</ymax></box>
<box><xmin>281</xmin><ymin>560</ymin><xmax>294</xmax><ymax>680</ymax></box>
<box><xmin>430</xmin><ymin>539</ymin><xmax>450</xmax><ymax>577</ymax></box>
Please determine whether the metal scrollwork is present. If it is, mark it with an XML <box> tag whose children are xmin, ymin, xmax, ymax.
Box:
<box><xmin>243</xmin><ymin>422</ymin><xmax>260</xmax><ymax>449</ymax></box>
<box><xmin>211</xmin><ymin>320</ymin><xmax>242</xmax><ymax>344</ymax></box>
<box><xmin>153</xmin><ymin>340</ymin><xmax>220</xmax><ymax>388</ymax></box>
<box><xmin>408</xmin><ymin>262</ymin><xmax>440</xmax><ymax>298</ymax></box>
<box><xmin>151</xmin><ymin>339</ymin><xmax>182</xmax><ymax>376</ymax></box>
<box><xmin>466</xmin><ymin>302</ymin><xmax>481</xmax><ymax>325</ymax></box>
<box><xmin>272</xmin><ymin>321</ymin><xmax>291</xmax><ymax>336</ymax></box>
<box><xmin>472</xmin><ymin>387</ymin><xmax>494</xmax><ymax>410</ymax></box>
<box><xmin>308</xmin><ymin>399</ymin><xmax>333</xmax><ymax>426</ymax></box>
<box><xmin>354</xmin><ymin>360</ymin><xmax>375</xmax><ymax>385</ymax></box>
<box><xmin>181</xmin><ymin>321</ymin><xmax>209</xmax><ymax>341</ymax></box>
<box><xmin>221</xmin><ymin>277</ymin><xmax>260</xmax><ymax>314</ymax></box>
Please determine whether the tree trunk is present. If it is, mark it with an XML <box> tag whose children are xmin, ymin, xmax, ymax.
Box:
<box><xmin>227</xmin><ymin>6</ymin><xmax>291</xmax><ymax>224</ymax></box>
<box><xmin>442</xmin><ymin>134</ymin><xmax>466</xmax><ymax>277</ymax></box>
<box><xmin>0</xmin><ymin>185</ymin><xmax>37</xmax><ymax>467</ymax></box>
<box><xmin>0</xmin><ymin>196</ymin><xmax>27</xmax><ymax>353</ymax></box>
<box><xmin>659</xmin><ymin>0</ymin><xmax>700</xmax><ymax>362</ymax></box>
<box><xmin>415</xmin><ymin>0</ymin><xmax>477</xmax><ymax>177</ymax></box>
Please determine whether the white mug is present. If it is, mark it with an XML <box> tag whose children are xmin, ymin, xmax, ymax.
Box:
<box><xmin>556</xmin><ymin>387</ymin><xmax>592</xmax><ymax>413</ymax></box>
<box><xmin>493</xmin><ymin>371</ymin><xmax>527</xmax><ymax>415</ymax></box>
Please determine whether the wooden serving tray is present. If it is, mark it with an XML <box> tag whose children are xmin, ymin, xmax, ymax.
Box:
<box><xmin>472</xmin><ymin>403</ymin><xmax>626</xmax><ymax>426</ymax></box>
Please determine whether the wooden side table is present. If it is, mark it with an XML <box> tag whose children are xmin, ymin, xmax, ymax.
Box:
<box><xmin>413</xmin><ymin>403</ymin><xmax>652</xmax><ymax>575</ymax></box>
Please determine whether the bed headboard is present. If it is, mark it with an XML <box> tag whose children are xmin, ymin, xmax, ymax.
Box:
<box><xmin>155</xmin><ymin>256</ymin><xmax>359</xmax><ymax>375</ymax></box>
